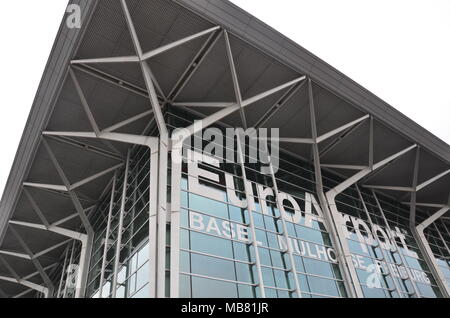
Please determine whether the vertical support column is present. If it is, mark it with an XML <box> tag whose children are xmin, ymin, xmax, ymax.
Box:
<box><xmin>307</xmin><ymin>78</ymin><xmax>362</xmax><ymax>298</ymax></box>
<box><xmin>440</xmin><ymin>219</ymin><xmax>450</xmax><ymax>245</ymax></box>
<box><xmin>121</xmin><ymin>0</ymin><xmax>170</xmax><ymax>297</ymax></box>
<box><xmin>409</xmin><ymin>147</ymin><xmax>421</xmax><ymax>229</ymax></box>
<box><xmin>64</xmin><ymin>241</ymin><xmax>76</xmax><ymax>298</ymax></box>
<box><xmin>435</xmin><ymin>222</ymin><xmax>450</xmax><ymax>256</ymax></box>
<box><xmin>356</xmin><ymin>185</ymin><xmax>403</xmax><ymax>297</ymax></box>
<box><xmin>112</xmin><ymin>150</ymin><xmax>131</xmax><ymax>297</ymax></box>
<box><xmin>169</xmin><ymin>142</ymin><xmax>182</xmax><ymax>298</ymax></box>
<box><xmin>76</xmin><ymin>236</ymin><xmax>93</xmax><ymax>298</ymax></box>
<box><xmin>408</xmin><ymin>148</ymin><xmax>450</xmax><ymax>297</ymax></box>
<box><xmin>235</xmin><ymin>135</ymin><xmax>266</xmax><ymax>297</ymax></box>
<box><xmin>413</xmin><ymin>225</ymin><xmax>450</xmax><ymax>297</ymax></box>
<box><xmin>148</xmin><ymin>143</ymin><xmax>160</xmax><ymax>298</ymax></box>
<box><xmin>157</xmin><ymin>137</ymin><xmax>169</xmax><ymax>298</ymax></box>
<box><xmin>266</xmin><ymin>157</ymin><xmax>302</xmax><ymax>297</ymax></box>
<box><xmin>372</xmin><ymin>190</ymin><xmax>421</xmax><ymax>297</ymax></box>
<box><xmin>99</xmin><ymin>173</ymin><xmax>117</xmax><ymax>298</ymax></box>
<box><xmin>57</xmin><ymin>246</ymin><xmax>70</xmax><ymax>298</ymax></box>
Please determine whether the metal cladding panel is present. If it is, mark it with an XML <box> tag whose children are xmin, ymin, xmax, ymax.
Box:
<box><xmin>0</xmin><ymin>0</ymin><xmax>99</xmax><ymax>244</ymax></box>
<box><xmin>175</xmin><ymin>0</ymin><xmax>450</xmax><ymax>163</ymax></box>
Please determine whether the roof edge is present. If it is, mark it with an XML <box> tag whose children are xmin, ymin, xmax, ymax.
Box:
<box><xmin>175</xmin><ymin>0</ymin><xmax>450</xmax><ymax>163</ymax></box>
<box><xmin>0</xmin><ymin>0</ymin><xmax>99</xmax><ymax>244</ymax></box>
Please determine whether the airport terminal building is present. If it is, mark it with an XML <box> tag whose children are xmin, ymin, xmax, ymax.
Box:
<box><xmin>0</xmin><ymin>0</ymin><xmax>449</xmax><ymax>298</ymax></box>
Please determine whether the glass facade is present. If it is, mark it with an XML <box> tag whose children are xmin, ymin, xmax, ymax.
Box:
<box><xmin>87</xmin><ymin>146</ymin><xmax>152</xmax><ymax>298</ymax></box>
<box><xmin>52</xmin><ymin>109</ymin><xmax>450</xmax><ymax>299</ymax></box>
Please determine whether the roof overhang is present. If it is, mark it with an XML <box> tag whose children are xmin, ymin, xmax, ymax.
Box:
<box><xmin>0</xmin><ymin>0</ymin><xmax>448</xmax><ymax>297</ymax></box>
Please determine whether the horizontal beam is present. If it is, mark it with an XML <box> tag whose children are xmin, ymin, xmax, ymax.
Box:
<box><xmin>256</xmin><ymin>137</ymin><xmax>314</xmax><ymax>144</ymax></box>
<box><xmin>172</xmin><ymin>102</ymin><xmax>235</xmax><ymax>108</ymax></box>
<box><xmin>0</xmin><ymin>276</ymin><xmax>48</xmax><ymax>297</ymax></box>
<box><xmin>45</xmin><ymin>135</ymin><xmax>124</xmax><ymax>162</ymax></box>
<box><xmin>362</xmin><ymin>185</ymin><xmax>414</xmax><ymax>192</ymax></box>
<box><xmin>328</xmin><ymin>144</ymin><xmax>417</xmax><ymax>197</ymax></box>
<box><xmin>42</xmin><ymin>131</ymin><xmax>158</xmax><ymax>148</ymax></box>
<box><xmin>402</xmin><ymin>202</ymin><xmax>447</xmax><ymax>208</ymax></box>
<box><xmin>71</xmin><ymin>55</ymin><xmax>140</xmax><ymax>64</ymax></box>
<box><xmin>102</xmin><ymin>110</ymin><xmax>153</xmax><ymax>133</ymax></box>
<box><xmin>320</xmin><ymin>164</ymin><xmax>368</xmax><ymax>170</ymax></box>
<box><xmin>416</xmin><ymin>169</ymin><xmax>450</xmax><ymax>192</ymax></box>
<box><xmin>9</xmin><ymin>220</ymin><xmax>86</xmax><ymax>241</ymax></box>
<box><xmin>69</xmin><ymin>164</ymin><xmax>123</xmax><ymax>191</ymax></box>
<box><xmin>172</xmin><ymin>76</ymin><xmax>306</xmax><ymax>142</ymax></box>
<box><xmin>0</xmin><ymin>250</ymin><xmax>30</xmax><ymax>260</ymax></box>
<box><xmin>23</xmin><ymin>182</ymin><xmax>67</xmax><ymax>192</ymax></box>
<box><xmin>142</xmin><ymin>26</ymin><xmax>221</xmax><ymax>60</ymax></box>
<box><xmin>417</xmin><ymin>206</ymin><xmax>450</xmax><ymax>231</ymax></box>
<box><xmin>33</xmin><ymin>239</ymin><xmax>72</xmax><ymax>259</ymax></box>
<box><xmin>317</xmin><ymin>114</ymin><xmax>370</xmax><ymax>143</ymax></box>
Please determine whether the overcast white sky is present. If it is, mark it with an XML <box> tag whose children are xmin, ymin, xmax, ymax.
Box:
<box><xmin>0</xmin><ymin>1</ymin><xmax>449</xmax><ymax>198</ymax></box>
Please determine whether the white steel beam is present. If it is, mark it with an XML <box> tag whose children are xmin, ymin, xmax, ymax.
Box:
<box><xmin>23</xmin><ymin>182</ymin><xmax>67</xmax><ymax>192</ymax></box>
<box><xmin>224</xmin><ymin>30</ymin><xmax>247</xmax><ymax>129</ymax></box>
<box><xmin>417</xmin><ymin>205</ymin><xmax>450</xmax><ymax>232</ymax></box>
<box><xmin>316</xmin><ymin>114</ymin><xmax>370</xmax><ymax>143</ymax></box>
<box><xmin>45</xmin><ymin>124</ymin><xmax>160</xmax><ymax>298</ymax></box>
<box><xmin>255</xmin><ymin>81</ymin><xmax>306</xmax><ymax>129</ymax></box>
<box><xmin>362</xmin><ymin>185</ymin><xmax>414</xmax><ymax>192</ymax></box>
<box><xmin>328</xmin><ymin>144</ymin><xmax>417</xmax><ymax>197</ymax></box>
<box><xmin>8</xmin><ymin>225</ymin><xmax>54</xmax><ymax>297</ymax></box>
<box><xmin>69</xmin><ymin>68</ymin><xmax>101</xmax><ymax>136</ymax></box>
<box><xmin>0</xmin><ymin>250</ymin><xmax>30</xmax><ymax>260</ymax></box>
<box><xmin>0</xmin><ymin>275</ymin><xmax>48</xmax><ymax>298</ymax></box>
<box><xmin>140</xmin><ymin>61</ymin><xmax>169</xmax><ymax>138</ymax></box>
<box><xmin>9</xmin><ymin>219</ymin><xmax>88</xmax><ymax>298</ymax></box>
<box><xmin>102</xmin><ymin>110</ymin><xmax>153</xmax><ymax>133</ymax></box>
<box><xmin>168</xmin><ymin>29</ymin><xmax>223</xmax><ymax>101</ymax></box>
<box><xmin>57</xmin><ymin>247</ymin><xmax>70</xmax><ymax>298</ymax></box>
<box><xmin>266</xmin><ymin>156</ymin><xmax>303</xmax><ymax>297</ymax></box>
<box><xmin>413</xmin><ymin>225</ymin><xmax>450</xmax><ymax>297</ymax></box>
<box><xmin>9</xmin><ymin>220</ymin><xmax>86</xmax><ymax>241</ymax></box>
<box><xmin>33</xmin><ymin>239</ymin><xmax>72</xmax><ymax>259</ymax></box>
<box><xmin>319</xmin><ymin>117</ymin><xmax>368</xmax><ymax>159</ymax></box>
<box><xmin>0</xmin><ymin>255</ymin><xmax>22</xmax><ymax>280</ymax></box>
<box><xmin>172</xmin><ymin>77</ymin><xmax>306</xmax><ymax>142</ymax></box>
<box><xmin>71</xmin><ymin>64</ymin><xmax>150</xmax><ymax>99</ymax></box>
<box><xmin>71</xmin><ymin>56</ymin><xmax>140</xmax><ymax>65</ymax></box>
<box><xmin>320</xmin><ymin>164</ymin><xmax>368</xmax><ymax>170</ymax></box>
<box><xmin>416</xmin><ymin>169</ymin><xmax>450</xmax><ymax>192</ymax></box>
<box><xmin>307</xmin><ymin>78</ymin><xmax>361</xmax><ymax>298</ymax></box>
<box><xmin>371</xmin><ymin>190</ymin><xmax>421</xmax><ymax>297</ymax></box>
<box><xmin>235</xmin><ymin>137</ymin><xmax>266</xmax><ymax>297</ymax></box>
<box><xmin>142</xmin><ymin>26</ymin><xmax>221</xmax><ymax>61</ymax></box>
<box><xmin>23</xmin><ymin>188</ymin><xmax>50</xmax><ymax>229</ymax></box>
<box><xmin>355</xmin><ymin>186</ymin><xmax>404</xmax><ymax>297</ymax></box>
<box><xmin>69</xmin><ymin>164</ymin><xmax>123</xmax><ymax>191</ymax></box>
<box><xmin>99</xmin><ymin>173</ymin><xmax>116</xmax><ymax>298</ymax></box>
<box><xmin>402</xmin><ymin>202</ymin><xmax>447</xmax><ymax>208</ymax></box>
<box><xmin>172</xmin><ymin>102</ymin><xmax>235</xmax><ymax>108</ymax></box>
<box><xmin>23</xmin><ymin>264</ymin><xmax>58</xmax><ymax>281</ymax></box>
<box><xmin>111</xmin><ymin>150</ymin><xmax>130</xmax><ymax>298</ymax></box>
<box><xmin>169</xmin><ymin>75</ymin><xmax>305</xmax><ymax>297</ymax></box>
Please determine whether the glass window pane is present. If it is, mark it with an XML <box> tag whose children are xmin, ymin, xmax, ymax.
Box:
<box><xmin>191</xmin><ymin>276</ymin><xmax>238</xmax><ymax>298</ymax></box>
<box><xmin>190</xmin><ymin>253</ymin><xmax>236</xmax><ymax>281</ymax></box>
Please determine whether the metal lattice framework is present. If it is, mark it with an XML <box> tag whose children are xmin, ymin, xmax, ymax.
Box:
<box><xmin>0</xmin><ymin>0</ymin><xmax>448</xmax><ymax>298</ymax></box>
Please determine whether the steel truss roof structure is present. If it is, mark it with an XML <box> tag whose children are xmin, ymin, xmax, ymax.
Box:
<box><xmin>0</xmin><ymin>0</ymin><xmax>448</xmax><ymax>298</ymax></box>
